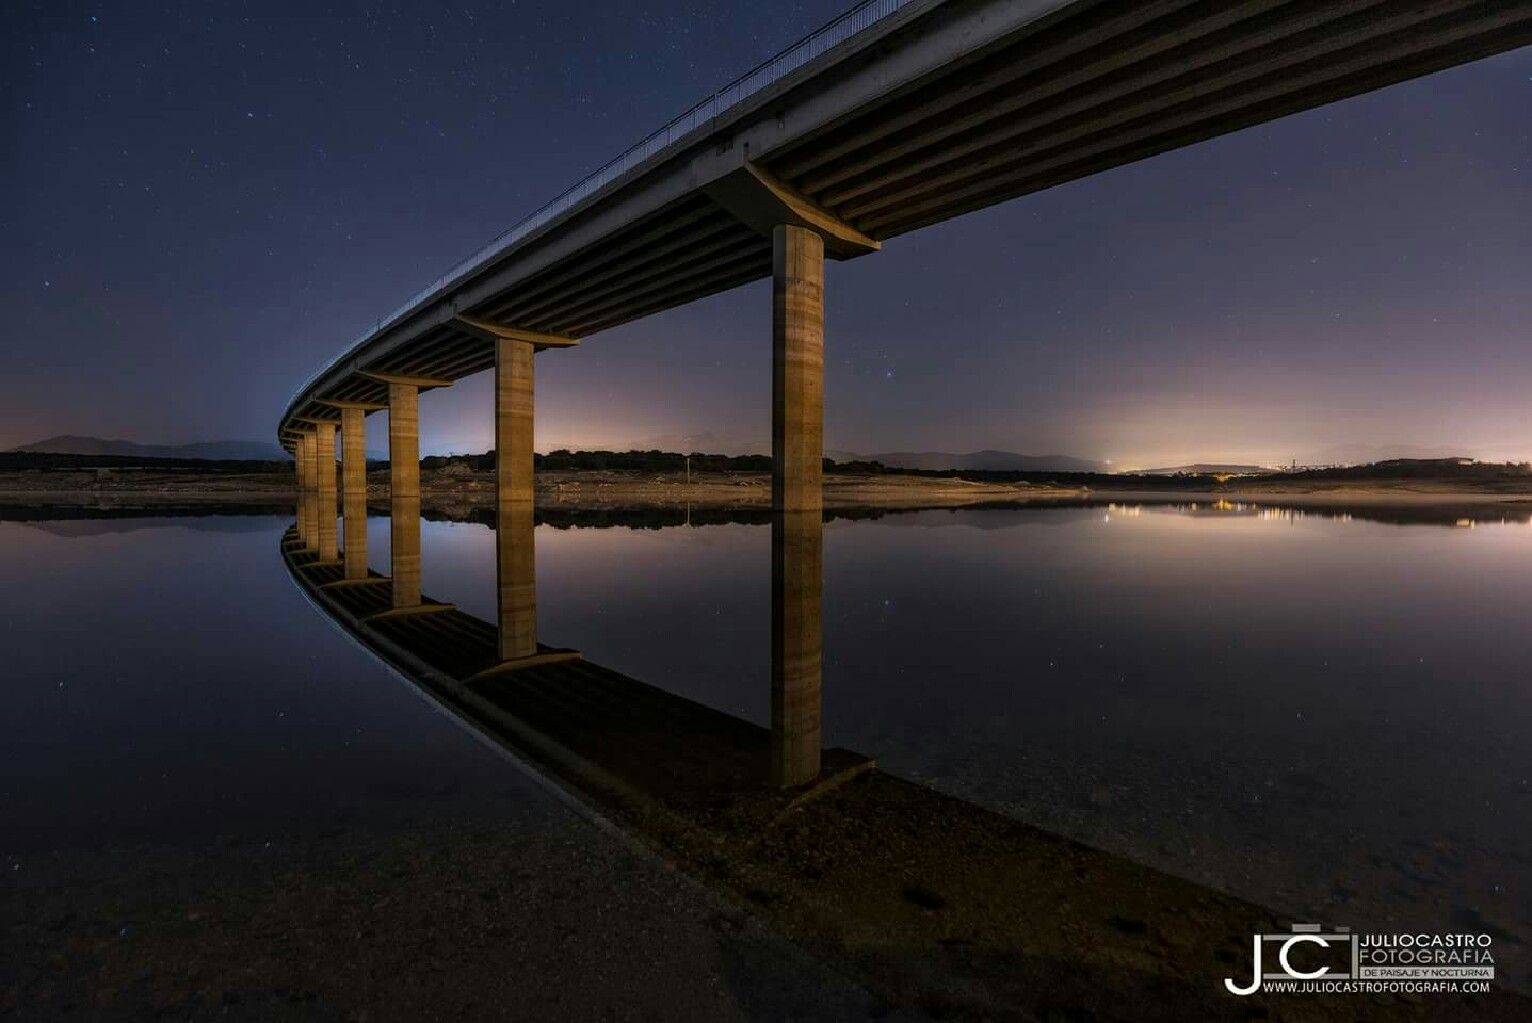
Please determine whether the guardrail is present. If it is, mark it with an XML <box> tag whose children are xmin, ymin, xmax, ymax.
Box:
<box><xmin>286</xmin><ymin>0</ymin><xmax>917</xmax><ymax>414</ymax></box>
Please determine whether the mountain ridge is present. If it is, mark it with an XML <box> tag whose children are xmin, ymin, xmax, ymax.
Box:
<box><xmin>831</xmin><ymin>449</ymin><xmax>1109</xmax><ymax>473</ymax></box>
<box><xmin>10</xmin><ymin>435</ymin><xmax>287</xmax><ymax>461</ymax></box>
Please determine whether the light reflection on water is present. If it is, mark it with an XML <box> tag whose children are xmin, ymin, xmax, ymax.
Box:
<box><xmin>419</xmin><ymin>504</ymin><xmax>1531</xmax><ymax>958</ymax></box>
<box><xmin>5</xmin><ymin>501</ymin><xmax>1530</xmax><ymax>981</ymax></box>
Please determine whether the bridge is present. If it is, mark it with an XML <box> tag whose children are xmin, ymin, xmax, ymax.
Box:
<box><xmin>280</xmin><ymin>0</ymin><xmax>1531</xmax><ymax>779</ymax></box>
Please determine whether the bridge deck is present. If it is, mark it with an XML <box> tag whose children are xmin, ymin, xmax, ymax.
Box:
<box><xmin>280</xmin><ymin>0</ymin><xmax>1532</xmax><ymax>447</ymax></box>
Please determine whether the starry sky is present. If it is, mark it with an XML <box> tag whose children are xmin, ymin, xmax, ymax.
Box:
<box><xmin>3</xmin><ymin>2</ymin><xmax>1529</xmax><ymax>468</ymax></box>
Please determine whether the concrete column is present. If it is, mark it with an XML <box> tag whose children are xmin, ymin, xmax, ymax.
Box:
<box><xmin>770</xmin><ymin>225</ymin><xmax>825</xmax><ymax>786</ymax></box>
<box><xmin>772</xmin><ymin>224</ymin><xmax>824</xmax><ymax>514</ymax></box>
<box><xmin>388</xmin><ymin>383</ymin><xmax>421</xmax><ymax>607</ymax></box>
<box><xmin>298</xmin><ymin>432</ymin><xmax>316</xmax><ymax>491</ymax></box>
<box><xmin>496</xmin><ymin>338</ymin><xmax>537</xmax><ymax>660</ymax></box>
<box><xmin>293</xmin><ymin>436</ymin><xmax>306</xmax><ymax>543</ymax></box>
<box><xmin>387</xmin><ymin>384</ymin><xmax>420</xmax><ymax>500</ymax></box>
<box><xmin>341</xmin><ymin>407</ymin><xmax>368</xmax><ymax>580</ymax></box>
<box><xmin>306</xmin><ymin>429</ymin><xmax>323</xmax><ymax>496</ymax></box>
<box><xmin>772</xmin><ymin>509</ymin><xmax>823</xmax><ymax>787</ymax></box>
<box><xmin>313</xmin><ymin>422</ymin><xmax>338</xmax><ymax>562</ymax></box>
<box><xmin>296</xmin><ymin>431</ymin><xmax>317</xmax><ymax>546</ymax></box>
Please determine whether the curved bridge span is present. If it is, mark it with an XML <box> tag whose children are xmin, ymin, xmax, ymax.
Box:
<box><xmin>282</xmin><ymin>1</ymin><xmax>1530</xmax><ymax>737</ymax></box>
<box><xmin>280</xmin><ymin>0</ymin><xmax>1531</xmax><ymax>481</ymax></box>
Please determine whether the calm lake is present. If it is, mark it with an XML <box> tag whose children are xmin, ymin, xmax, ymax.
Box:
<box><xmin>5</xmin><ymin>500</ymin><xmax>1529</xmax><ymax>988</ymax></box>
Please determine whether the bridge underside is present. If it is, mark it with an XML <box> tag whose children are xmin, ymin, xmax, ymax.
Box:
<box><xmin>281</xmin><ymin>0</ymin><xmax>1529</xmax><ymax>447</ymax></box>
<box><xmin>774</xmin><ymin>0</ymin><xmax>1530</xmax><ymax>238</ymax></box>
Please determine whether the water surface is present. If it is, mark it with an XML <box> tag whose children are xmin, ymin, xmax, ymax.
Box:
<box><xmin>5</xmin><ymin>500</ymin><xmax>1528</xmax><ymax>985</ymax></box>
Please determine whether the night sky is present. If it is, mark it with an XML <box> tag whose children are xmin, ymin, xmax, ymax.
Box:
<box><xmin>4</xmin><ymin>2</ymin><xmax>1529</xmax><ymax>468</ymax></box>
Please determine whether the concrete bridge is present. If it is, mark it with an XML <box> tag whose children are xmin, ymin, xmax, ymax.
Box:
<box><xmin>282</xmin><ymin>0</ymin><xmax>1531</xmax><ymax>779</ymax></box>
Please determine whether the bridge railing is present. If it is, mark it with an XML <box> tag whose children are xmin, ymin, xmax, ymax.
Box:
<box><xmin>289</xmin><ymin>0</ymin><xmax>916</xmax><ymax>411</ymax></box>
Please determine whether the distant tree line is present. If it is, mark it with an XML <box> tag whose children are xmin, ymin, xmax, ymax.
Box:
<box><xmin>1262</xmin><ymin>457</ymin><xmax>1532</xmax><ymax>482</ymax></box>
<box><xmin>419</xmin><ymin>449</ymin><xmax>894</xmax><ymax>474</ymax></box>
<box><xmin>16</xmin><ymin>448</ymin><xmax>1525</xmax><ymax>489</ymax></box>
<box><xmin>418</xmin><ymin>504</ymin><xmax>918</xmax><ymax>530</ymax></box>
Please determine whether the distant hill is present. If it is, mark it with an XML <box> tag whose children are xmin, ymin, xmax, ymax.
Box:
<box><xmin>1296</xmin><ymin>443</ymin><xmax>1469</xmax><ymax>466</ymax></box>
<box><xmin>11</xmin><ymin>435</ymin><xmax>286</xmax><ymax>461</ymax></box>
<box><xmin>834</xmin><ymin>450</ymin><xmax>1109</xmax><ymax>473</ymax></box>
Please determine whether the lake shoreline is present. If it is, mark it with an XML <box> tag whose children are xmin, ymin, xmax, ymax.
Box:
<box><xmin>5</xmin><ymin>467</ymin><xmax>1532</xmax><ymax>513</ymax></box>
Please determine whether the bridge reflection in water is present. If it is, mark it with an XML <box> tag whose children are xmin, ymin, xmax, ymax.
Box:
<box><xmin>282</xmin><ymin>496</ymin><xmax>1522</xmax><ymax>1021</ymax></box>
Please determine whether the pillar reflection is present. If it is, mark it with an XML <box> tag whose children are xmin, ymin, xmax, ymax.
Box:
<box><xmin>497</xmin><ymin>501</ymin><xmax>536</xmax><ymax>661</ymax></box>
<box><xmin>390</xmin><ymin>495</ymin><xmax>421</xmax><ymax>607</ymax></box>
<box><xmin>771</xmin><ymin>509</ymin><xmax>823</xmax><ymax>788</ymax></box>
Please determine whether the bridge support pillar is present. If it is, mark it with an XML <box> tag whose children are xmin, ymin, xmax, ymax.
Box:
<box><xmin>443</xmin><ymin>315</ymin><xmax>577</xmax><ymax>667</ymax></box>
<box><xmin>313</xmin><ymin>422</ymin><xmax>338</xmax><ymax>562</ymax></box>
<box><xmin>388</xmin><ymin>383</ymin><xmax>421</xmax><ymax>608</ymax></box>
<box><xmin>341</xmin><ymin>407</ymin><xmax>368</xmax><ymax>580</ymax></box>
<box><xmin>770</xmin><ymin>224</ymin><xmax>824</xmax><ymax>787</ymax></box>
<box><xmin>293</xmin><ymin>438</ymin><xmax>308</xmax><ymax>492</ymax></box>
<box><xmin>496</xmin><ymin>338</ymin><xmax>537</xmax><ymax>660</ymax></box>
<box><xmin>306</xmin><ymin>428</ymin><xmax>324</xmax><ymax>494</ymax></box>
<box><xmin>296</xmin><ymin>430</ymin><xmax>317</xmax><ymax>547</ymax></box>
<box><xmin>298</xmin><ymin>431</ymin><xmax>316</xmax><ymax>491</ymax></box>
<box><xmin>772</xmin><ymin>224</ymin><xmax>824</xmax><ymax>514</ymax></box>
